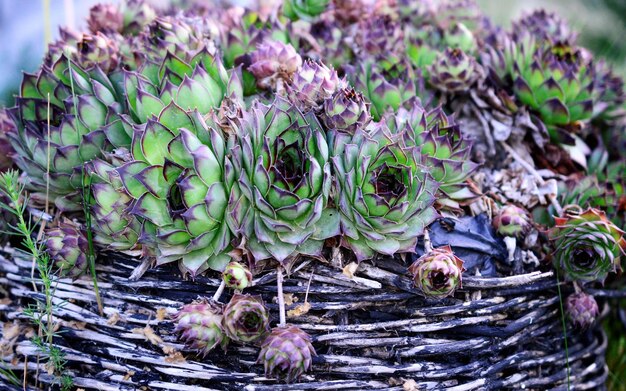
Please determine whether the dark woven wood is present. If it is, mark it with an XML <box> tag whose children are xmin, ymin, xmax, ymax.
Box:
<box><xmin>0</xmin><ymin>247</ymin><xmax>608</xmax><ymax>390</ymax></box>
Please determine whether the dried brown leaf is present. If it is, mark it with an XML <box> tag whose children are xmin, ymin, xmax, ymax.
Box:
<box><xmin>287</xmin><ymin>302</ymin><xmax>311</xmax><ymax>318</ymax></box>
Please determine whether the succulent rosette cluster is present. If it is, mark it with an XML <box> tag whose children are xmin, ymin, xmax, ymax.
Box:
<box><xmin>408</xmin><ymin>245</ymin><xmax>465</xmax><ymax>298</ymax></box>
<box><xmin>3</xmin><ymin>0</ymin><xmax>626</xmax><ymax>383</ymax></box>
<box><xmin>549</xmin><ymin>208</ymin><xmax>626</xmax><ymax>283</ymax></box>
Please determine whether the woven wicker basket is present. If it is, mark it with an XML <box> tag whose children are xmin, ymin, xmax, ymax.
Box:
<box><xmin>0</xmin><ymin>243</ymin><xmax>609</xmax><ymax>391</ymax></box>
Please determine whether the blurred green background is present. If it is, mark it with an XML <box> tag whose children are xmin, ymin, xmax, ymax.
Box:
<box><xmin>0</xmin><ymin>0</ymin><xmax>625</xmax><ymax>107</ymax></box>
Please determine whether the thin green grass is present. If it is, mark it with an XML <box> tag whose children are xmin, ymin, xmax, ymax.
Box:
<box><xmin>554</xmin><ymin>266</ymin><xmax>571</xmax><ymax>390</ymax></box>
<box><xmin>0</xmin><ymin>170</ymin><xmax>73</xmax><ymax>390</ymax></box>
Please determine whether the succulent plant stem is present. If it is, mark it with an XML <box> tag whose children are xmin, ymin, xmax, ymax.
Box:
<box><xmin>499</xmin><ymin>141</ymin><xmax>564</xmax><ymax>216</ymax></box>
<box><xmin>213</xmin><ymin>280</ymin><xmax>226</xmax><ymax>302</ymax></box>
<box><xmin>277</xmin><ymin>267</ymin><xmax>286</xmax><ymax>327</ymax></box>
<box><xmin>423</xmin><ymin>229</ymin><xmax>433</xmax><ymax>253</ymax></box>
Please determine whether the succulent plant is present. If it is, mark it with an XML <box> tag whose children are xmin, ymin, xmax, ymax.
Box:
<box><xmin>288</xmin><ymin>60</ymin><xmax>344</xmax><ymax>112</ymax></box>
<box><xmin>175</xmin><ymin>300</ymin><xmax>228</xmax><ymax>356</ymax></box>
<box><xmin>0</xmin><ymin>109</ymin><xmax>16</xmax><ymax>172</ymax></box>
<box><xmin>356</xmin><ymin>14</ymin><xmax>404</xmax><ymax>58</ymax></box>
<box><xmin>120</xmin><ymin>0</ymin><xmax>158</xmax><ymax>36</ymax></box>
<box><xmin>352</xmin><ymin>59</ymin><xmax>417</xmax><ymax>121</ymax></box>
<box><xmin>249</xmin><ymin>40</ymin><xmax>302</xmax><ymax>90</ymax></box>
<box><xmin>282</xmin><ymin>0</ymin><xmax>330</xmax><ymax>21</ymax></box>
<box><xmin>87</xmin><ymin>3</ymin><xmax>124</xmax><ymax>34</ymax></box>
<box><xmin>257</xmin><ymin>325</ymin><xmax>316</xmax><ymax>382</ymax></box>
<box><xmin>139</xmin><ymin>16</ymin><xmax>217</xmax><ymax>66</ymax></box>
<box><xmin>322</xmin><ymin>87</ymin><xmax>371</xmax><ymax>134</ymax></box>
<box><xmin>8</xmin><ymin>56</ymin><xmax>122</xmax><ymax>211</ymax></box>
<box><xmin>88</xmin><ymin>157</ymin><xmax>144</xmax><ymax>252</ymax></box>
<box><xmin>429</xmin><ymin>48</ymin><xmax>483</xmax><ymax>93</ymax></box>
<box><xmin>511</xmin><ymin>9</ymin><xmax>576</xmax><ymax>44</ymax></box>
<box><xmin>46</xmin><ymin>30</ymin><xmax>121</xmax><ymax>73</ymax></box>
<box><xmin>593</xmin><ymin>60</ymin><xmax>626</xmax><ymax>121</ymax></box>
<box><xmin>549</xmin><ymin>208</ymin><xmax>626</xmax><ymax>283</ymax></box>
<box><xmin>120</xmin><ymin>49</ymin><xmax>231</xmax><ymax>128</ymax></box>
<box><xmin>513</xmin><ymin>41</ymin><xmax>594</xmax><ymax>132</ymax></box>
<box><xmin>493</xmin><ymin>204</ymin><xmax>533</xmax><ymax>239</ymax></box>
<box><xmin>45</xmin><ymin>221</ymin><xmax>89</xmax><ymax>279</ymax></box>
<box><xmin>114</xmin><ymin>109</ymin><xmax>239</xmax><ymax>276</ymax></box>
<box><xmin>223</xmin><ymin>293</ymin><xmax>270</xmax><ymax>343</ymax></box>
<box><xmin>223</xmin><ymin>261</ymin><xmax>253</xmax><ymax>291</ymax></box>
<box><xmin>331</xmin><ymin>124</ymin><xmax>439</xmax><ymax>261</ymax></box>
<box><xmin>231</xmin><ymin>98</ymin><xmax>337</xmax><ymax>264</ymax></box>
<box><xmin>566</xmin><ymin>292</ymin><xmax>599</xmax><ymax>329</ymax></box>
<box><xmin>386</xmin><ymin>101</ymin><xmax>479</xmax><ymax>206</ymax></box>
<box><xmin>408</xmin><ymin>245</ymin><xmax>465</xmax><ymax>298</ymax></box>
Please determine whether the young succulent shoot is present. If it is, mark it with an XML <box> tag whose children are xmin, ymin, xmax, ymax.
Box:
<box><xmin>288</xmin><ymin>60</ymin><xmax>344</xmax><ymax>111</ymax></box>
<box><xmin>223</xmin><ymin>293</ymin><xmax>270</xmax><ymax>343</ymax></box>
<box><xmin>408</xmin><ymin>245</ymin><xmax>465</xmax><ymax>298</ymax></box>
<box><xmin>257</xmin><ymin>325</ymin><xmax>316</xmax><ymax>382</ymax></box>
<box><xmin>549</xmin><ymin>208</ymin><xmax>626</xmax><ymax>283</ymax></box>
<box><xmin>565</xmin><ymin>292</ymin><xmax>599</xmax><ymax>329</ymax></box>
<box><xmin>45</xmin><ymin>222</ymin><xmax>90</xmax><ymax>279</ymax></box>
<box><xmin>493</xmin><ymin>204</ymin><xmax>533</xmax><ymax>239</ymax></box>
<box><xmin>249</xmin><ymin>40</ymin><xmax>303</xmax><ymax>91</ymax></box>
<box><xmin>428</xmin><ymin>48</ymin><xmax>483</xmax><ymax>93</ymax></box>
<box><xmin>175</xmin><ymin>300</ymin><xmax>228</xmax><ymax>356</ymax></box>
<box><xmin>222</xmin><ymin>261</ymin><xmax>253</xmax><ymax>291</ymax></box>
<box><xmin>322</xmin><ymin>87</ymin><xmax>371</xmax><ymax>134</ymax></box>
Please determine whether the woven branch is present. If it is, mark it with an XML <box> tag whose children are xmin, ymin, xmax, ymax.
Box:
<box><xmin>0</xmin><ymin>248</ymin><xmax>608</xmax><ymax>390</ymax></box>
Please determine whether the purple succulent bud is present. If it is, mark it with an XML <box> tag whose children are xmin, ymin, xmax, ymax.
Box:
<box><xmin>45</xmin><ymin>222</ymin><xmax>89</xmax><ymax>279</ymax></box>
<box><xmin>429</xmin><ymin>48</ymin><xmax>483</xmax><ymax>93</ymax></box>
<box><xmin>288</xmin><ymin>60</ymin><xmax>344</xmax><ymax>111</ymax></box>
<box><xmin>257</xmin><ymin>325</ymin><xmax>316</xmax><ymax>382</ymax></box>
<box><xmin>322</xmin><ymin>87</ymin><xmax>371</xmax><ymax>134</ymax></box>
<box><xmin>493</xmin><ymin>204</ymin><xmax>533</xmax><ymax>239</ymax></box>
<box><xmin>566</xmin><ymin>292</ymin><xmax>599</xmax><ymax>329</ymax></box>
<box><xmin>408</xmin><ymin>245</ymin><xmax>465</xmax><ymax>298</ymax></box>
<box><xmin>223</xmin><ymin>293</ymin><xmax>270</xmax><ymax>343</ymax></box>
<box><xmin>87</xmin><ymin>3</ymin><xmax>124</xmax><ymax>34</ymax></box>
<box><xmin>249</xmin><ymin>40</ymin><xmax>302</xmax><ymax>90</ymax></box>
<box><xmin>175</xmin><ymin>300</ymin><xmax>228</xmax><ymax>356</ymax></box>
<box><xmin>222</xmin><ymin>262</ymin><xmax>253</xmax><ymax>291</ymax></box>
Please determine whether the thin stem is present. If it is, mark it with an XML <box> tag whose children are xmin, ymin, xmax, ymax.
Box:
<box><xmin>212</xmin><ymin>280</ymin><xmax>226</xmax><ymax>302</ymax></box>
<box><xmin>555</xmin><ymin>266</ymin><xmax>571</xmax><ymax>390</ymax></box>
<box><xmin>277</xmin><ymin>267</ymin><xmax>286</xmax><ymax>327</ymax></box>
<box><xmin>423</xmin><ymin>229</ymin><xmax>433</xmax><ymax>253</ymax></box>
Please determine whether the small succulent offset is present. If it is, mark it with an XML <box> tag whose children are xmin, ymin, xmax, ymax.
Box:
<box><xmin>549</xmin><ymin>208</ymin><xmax>626</xmax><ymax>283</ymax></box>
<box><xmin>408</xmin><ymin>245</ymin><xmax>465</xmax><ymax>298</ymax></box>
<box><xmin>223</xmin><ymin>261</ymin><xmax>253</xmax><ymax>291</ymax></box>
<box><xmin>175</xmin><ymin>300</ymin><xmax>228</xmax><ymax>356</ymax></box>
<box><xmin>429</xmin><ymin>48</ymin><xmax>483</xmax><ymax>93</ymax></box>
<box><xmin>257</xmin><ymin>325</ymin><xmax>316</xmax><ymax>382</ymax></box>
<box><xmin>493</xmin><ymin>204</ymin><xmax>533</xmax><ymax>239</ymax></box>
<box><xmin>322</xmin><ymin>87</ymin><xmax>372</xmax><ymax>134</ymax></box>
<box><xmin>288</xmin><ymin>60</ymin><xmax>344</xmax><ymax>112</ymax></box>
<box><xmin>45</xmin><ymin>222</ymin><xmax>89</xmax><ymax>279</ymax></box>
<box><xmin>223</xmin><ymin>293</ymin><xmax>270</xmax><ymax>343</ymax></box>
<box><xmin>249</xmin><ymin>40</ymin><xmax>302</xmax><ymax>90</ymax></box>
<box><xmin>565</xmin><ymin>292</ymin><xmax>599</xmax><ymax>329</ymax></box>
